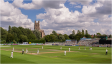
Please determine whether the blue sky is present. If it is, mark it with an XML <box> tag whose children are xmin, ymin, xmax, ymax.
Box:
<box><xmin>1</xmin><ymin>0</ymin><xmax>112</xmax><ymax>35</ymax></box>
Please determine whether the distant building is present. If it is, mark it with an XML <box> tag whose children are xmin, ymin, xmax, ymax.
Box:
<box><xmin>34</xmin><ymin>20</ymin><xmax>45</xmax><ymax>38</ymax></box>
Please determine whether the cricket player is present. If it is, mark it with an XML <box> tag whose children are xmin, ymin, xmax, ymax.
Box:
<box><xmin>37</xmin><ymin>49</ymin><xmax>39</xmax><ymax>54</ymax></box>
<box><xmin>10</xmin><ymin>51</ymin><xmax>13</xmax><ymax>58</ymax></box>
<box><xmin>64</xmin><ymin>50</ymin><xmax>66</xmax><ymax>55</ymax></box>
<box><xmin>60</xmin><ymin>47</ymin><xmax>62</xmax><ymax>50</ymax></box>
<box><xmin>22</xmin><ymin>49</ymin><xmax>24</xmax><ymax>54</ymax></box>
<box><xmin>69</xmin><ymin>48</ymin><xmax>70</xmax><ymax>51</ymax></box>
<box><xmin>90</xmin><ymin>48</ymin><xmax>92</xmax><ymax>50</ymax></box>
<box><xmin>84</xmin><ymin>47</ymin><xmax>86</xmax><ymax>50</ymax></box>
<box><xmin>79</xmin><ymin>47</ymin><xmax>80</xmax><ymax>50</ymax></box>
<box><xmin>42</xmin><ymin>46</ymin><xmax>43</xmax><ymax>49</ymax></box>
<box><xmin>105</xmin><ymin>49</ymin><xmax>108</xmax><ymax>55</ymax></box>
<box><xmin>26</xmin><ymin>48</ymin><xmax>28</xmax><ymax>53</ymax></box>
<box><xmin>13</xmin><ymin>47</ymin><xmax>14</xmax><ymax>51</ymax></box>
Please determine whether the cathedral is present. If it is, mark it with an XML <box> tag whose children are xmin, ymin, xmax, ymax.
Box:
<box><xmin>34</xmin><ymin>20</ymin><xmax>45</xmax><ymax>38</ymax></box>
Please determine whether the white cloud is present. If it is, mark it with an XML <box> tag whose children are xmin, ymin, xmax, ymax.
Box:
<box><xmin>1</xmin><ymin>0</ymin><xmax>111</xmax><ymax>35</ymax></box>
<box><xmin>69</xmin><ymin>0</ymin><xmax>92</xmax><ymax>5</ymax></box>
<box><xmin>0</xmin><ymin>0</ymin><xmax>34</xmax><ymax>30</ymax></box>
<box><xmin>12</xmin><ymin>0</ymin><xmax>66</xmax><ymax>9</ymax></box>
<box><xmin>36</xmin><ymin>0</ymin><xmax>111</xmax><ymax>35</ymax></box>
<box><xmin>75</xmin><ymin>5</ymin><xmax>81</xmax><ymax>8</ymax></box>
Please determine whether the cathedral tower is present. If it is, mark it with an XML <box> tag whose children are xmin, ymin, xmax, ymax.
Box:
<box><xmin>34</xmin><ymin>20</ymin><xmax>45</xmax><ymax>38</ymax></box>
<box><xmin>34</xmin><ymin>20</ymin><xmax>40</xmax><ymax>30</ymax></box>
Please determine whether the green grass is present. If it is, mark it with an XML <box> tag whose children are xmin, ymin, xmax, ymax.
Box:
<box><xmin>0</xmin><ymin>45</ymin><xmax>111</xmax><ymax>64</ymax></box>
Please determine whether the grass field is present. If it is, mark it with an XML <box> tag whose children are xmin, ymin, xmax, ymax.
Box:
<box><xmin>0</xmin><ymin>45</ymin><xmax>111</xmax><ymax>64</ymax></box>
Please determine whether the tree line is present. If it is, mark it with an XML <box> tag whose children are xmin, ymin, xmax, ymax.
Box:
<box><xmin>1</xmin><ymin>26</ymin><xmax>43</xmax><ymax>43</ymax></box>
<box><xmin>1</xmin><ymin>26</ymin><xmax>112</xmax><ymax>43</ymax></box>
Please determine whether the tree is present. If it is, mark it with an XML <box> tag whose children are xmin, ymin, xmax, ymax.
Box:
<box><xmin>63</xmin><ymin>34</ymin><xmax>69</xmax><ymax>40</ymax></box>
<box><xmin>1</xmin><ymin>27</ymin><xmax>8</xmax><ymax>40</ymax></box>
<box><xmin>13</xmin><ymin>40</ymin><xmax>16</xmax><ymax>43</ymax></box>
<box><xmin>69</xmin><ymin>34</ymin><xmax>74</xmax><ymax>39</ymax></box>
<box><xmin>28</xmin><ymin>34</ymin><xmax>36</xmax><ymax>40</ymax></box>
<box><xmin>52</xmin><ymin>30</ymin><xmax>57</xmax><ymax>35</ymax></box>
<box><xmin>96</xmin><ymin>33</ymin><xmax>101</xmax><ymax>36</ymax></box>
<box><xmin>58</xmin><ymin>34</ymin><xmax>65</xmax><ymax>42</ymax></box>
<box><xmin>45</xmin><ymin>35</ymin><xmax>50</xmax><ymax>42</ymax></box>
<box><xmin>75</xmin><ymin>30</ymin><xmax>82</xmax><ymax>41</ymax></box>
<box><xmin>6</xmin><ymin>33</ymin><xmax>14</xmax><ymax>42</ymax></box>
<box><xmin>50</xmin><ymin>34</ymin><xmax>56</xmax><ymax>42</ymax></box>
<box><xmin>85</xmin><ymin>30</ymin><xmax>91</xmax><ymax>38</ymax></box>
<box><xmin>8</xmin><ymin>25</ymin><xmax>12</xmax><ymax>33</ymax></box>
<box><xmin>19</xmin><ymin>35</ymin><xmax>28</xmax><ymax>43</ymax></box>
<box><xmin>33</xmin><ymin>30</ymin><xmax>41</xmax><ymax>39</ymax></box>
<box><xmin>72</xmin><ymin>30</ymin><xmax>75</xmax><ymax>35</ymax></box>
<box><xmin>82</xmin><ymin>29</ymin><xmax>84</xmax><ymax>37</ymax></box>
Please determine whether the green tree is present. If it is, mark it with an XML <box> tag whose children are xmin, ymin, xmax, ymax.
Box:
<box><xmin>33</xmin><ymin>30</ymin><xmax>41</xmax><ymax>39</ymax></box>
<box><xmin>1</xmin><ymin>27</ymin><xmax>8</xmax><ymax>40</ymax></box>
<box><xmin>85</xmin><ymin>30</ymin><xmax>91</xmax><ymax>38</ymax></box>
<box><xmin>58</xmin><ymin>34</ymin><xmax>65</xmax><ymax>42</ymax></box>
<box><xmin>75</xmin><ymin>30</ymin><xmax>82</xmax><ymax>41</ymax></box>
<box><xmin>45</xmin><ymin>35</ymin><xmax>50</xmax><ymax>42</ymax></box>
<box><xmin>52</xmin><ymin>30</ymin><xmax>57</xmax><ymax>35</ymax></box>
<box><xmin>82</xmin><ymin>29</ymin><xmax>84</xmax><ymax>37</ymax></box>
<box><xmin>1</xmin><ymin>40</ymin><xmax>6</xmax><ymax>43</ymax></box>
<box><xmin>19</xmin><ymin>35</ymin><xmax>28</xmax><ymax>43</ymax></box>
<box><xmin>63</xmin><ymin>34</ymin><xmax>69</xmax><ymax>40</ymax></box>
<box><xmin>6</xmin><ymin>33</ymin><xmax>14</xmax><ymax>42</ymax></box>
<box><xmin>69</xmin><ymin>34</ymin><xmax>74</xmax><ymax>39</ymax></box>
<box><xmin>50</xmin><ymin>34</ymin><xmax>56</xmax><ymax>42</ymax></box>
<box><xmin>72</xmin><ymin>30</ymin><xmax>75</xmax><ymax>35</ymax></box>
<box><xmin>96</xmin><ymin>33</ymin><xmax>101</xmax><ymax>36</ymax></box>
<box><xmin>13</xmin><ymin>40</ymin><xmax>16</xmax><ymax>43</ymax></box>
<box><xmin>28</xmin><ymin>34</ymin><xmax>36</xmax><ymax>40</ymax></box>
<box><xmin>8</xmin><ymin>25</ymin><xmax>12</xmax><ymax>33</ymax></box>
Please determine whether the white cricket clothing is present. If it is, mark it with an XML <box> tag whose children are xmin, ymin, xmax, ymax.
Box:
<box><xmin>11</xmin><ymin>52</ymin><xmax>13</xmax><ymax>58</ymax></box>
<box><xmin>106</xmin><ymin>49</ymin><xmax>108</xmax><ymax>52</ymax></box>
<box><xmin>42</xmin><ymin>46</ymin><xmax>43</xmax><ymax>49</ymax></box>
<box><xmin>90</xmin><ymin>48</ymin><xmax>92</xmax><ymax>50</ymax></box>
<box><xmin>26</xmin><ymin>49</ymin><xmax>27</xmax><ymax>53</ymax></box>
<box><xmin>79</xmin><ymin>47</ymin><xmax>80</xmax><ymax>50</ymax></box>
<box><xmin>37</xmin><ymin>50</ymin><xmax>39</xmax><ymax>54</ymax></box>
<box><xmin>60</xmin><ymin>47</ymin><xmax>62</xmax><ymax>50</ymax></box>
<box><xmin>13</xmin><ymin>47</ymin><xmax>14</xmax><ymax>51</ymax></box>
<box><xmin>64</xmin><ymin>51</ymin><xmax>66</xmax><ymax>55</ymax></box>
<box><xmin>69</xmin><ymin>48</ymin><xmax>70</xmax><ymax>51</ymax></box>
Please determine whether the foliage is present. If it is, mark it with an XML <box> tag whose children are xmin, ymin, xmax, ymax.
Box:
<box><xmin>58</xmin><ymin>34</ymin><xmax>65</xmax><ymax>42</ymax></box>
<box><xmin>52</xmin><ymin>30</ymin><xmax>57</xmax><ymax>35</ymax></box>
<box><xmin>1</xmin><ymin>27</ymin><xmax>8</xmax><ymax>40</ymax></box>
<box><xmin>28</xmin><ymin>39</ymin><xmax>45</xmax><ymax>43</ymax></box>
<box><xmin>6</xmin><ymin>33</ymin><xmax>14</xmax><ymax>42</ymax></box>
<box><xmin>63</xmin><ymin>34</ymin><xmax>69</xmax><ymax>40</ymax></box>
<box><xmin>72</xmin><ymin>30</ymin><xmax>75</xmax><ymax>35</ymax></box>
<box><xmin>8</xmin><ymin>25</ymin><xmax>12</xmax><ymax>33</ymax></box>
<box><xmin>19</xmin><ymin>35</ymin><xmax>28</xmax><ymax>43</ymax></box>
<box><xmin>13</xmin><ymin>40</ymin><xmax>16</xmax><ymax>43</ymax></box>
<box><xmin>1</xmin><ymin>40</ymin><xmax>6</xmax><ymax>43</ymax></box>
<box><xmin>33</xmin><ymin>30</ymin><xmax>41</xmax><ymax>39</ymax></box>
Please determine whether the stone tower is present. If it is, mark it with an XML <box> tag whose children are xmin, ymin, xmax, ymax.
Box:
<box><xmin>34</xmin><ymin>20</ymin><xmax>40</xmax><ymax>30</ymax></box>
<box><xmin>34</xmin><ymin>20</ymin><xmax>45</xmax><ymax>38</ymax></box>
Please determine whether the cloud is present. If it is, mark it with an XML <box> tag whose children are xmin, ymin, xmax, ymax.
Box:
<box><xmin>75</xmin><ymin>5</ymin><xmax>81</xmax><ymax>8</ymax></box>
<box><xmin>0</xmin><ymin>0</ymin><xmax>34</xmax><ymax>30</ymax></box>
<box><xmin>69</xmin><ymin>0</ymin><xmax>92</xmax><ymax>5</ymax></box>
<box><xmin>36</xmin><ymin>0</ymin><xmax>111</xmax><ymax>35</ymax></box>
<box><xmin>12</xmin><ymin>0</ymin><xmax>66</xmax><ymax>9</ymax></box>
<box><xmin>1</xmin><ymin>0</ymin><xmax>111</xmax><ymax>35</ymax></box>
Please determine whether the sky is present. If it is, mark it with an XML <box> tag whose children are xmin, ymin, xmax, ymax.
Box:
<box><xmin>0</xmin><ymin>0</ymin><xmax>112</xmax><ymax>35</ymax></box>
